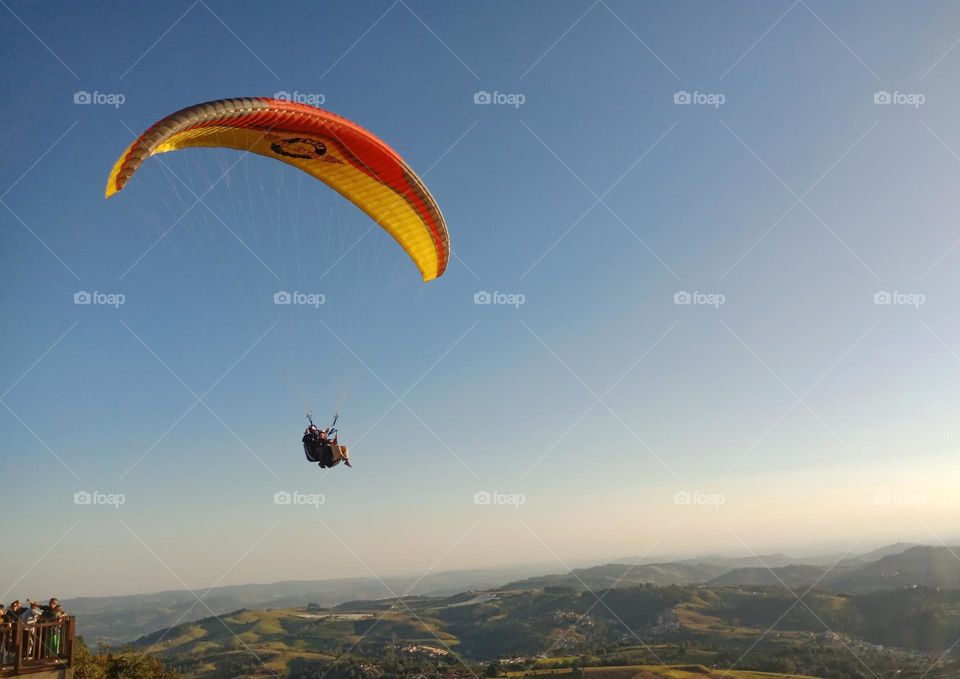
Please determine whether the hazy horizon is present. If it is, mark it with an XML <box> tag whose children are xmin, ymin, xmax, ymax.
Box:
<box><xmin>31</xmin><ymin>535</ymin><xmax>960</xmax><ymax>601</ymax></box>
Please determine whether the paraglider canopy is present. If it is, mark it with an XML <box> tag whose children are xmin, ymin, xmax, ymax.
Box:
<box><xmin>106</xmin><ymin>97</ymin><xmax>450</xmax><ymax>281</ymax></box>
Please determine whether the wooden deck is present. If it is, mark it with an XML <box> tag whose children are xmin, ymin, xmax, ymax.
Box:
<box><xmin>0</xmin><ymin>618</ymin><xmax>75</xmax><ymax>677</ymax></box>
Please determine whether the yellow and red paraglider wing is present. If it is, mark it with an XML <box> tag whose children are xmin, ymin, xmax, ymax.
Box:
<box><xmin>106</xmin><ymin>98</ymin><xmax>449</xmax><ymax>280</ymax></box>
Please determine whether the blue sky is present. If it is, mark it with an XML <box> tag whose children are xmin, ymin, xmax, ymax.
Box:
<box><xmin>2</xmin><ymin>1</ymin><xmax>960</xmax><ymax>598</ymax></box>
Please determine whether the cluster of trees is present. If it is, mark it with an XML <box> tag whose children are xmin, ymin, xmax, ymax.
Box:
<box><xmin>286</xmin><ymin>656</ymin><xmax>486</xmax><ymax>679</ymax></box>
<box><xmin>852</xmin><ymin>588</ymin><xmax>960</xmax><ymax>652</ymax></box>
<box><xmin>74</xmin><ymin>640</ymin><xmax>181</xmax><ymax>679</ymax></box>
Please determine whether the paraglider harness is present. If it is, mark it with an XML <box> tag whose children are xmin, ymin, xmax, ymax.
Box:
<box><xmin>303</xmin><ymin>413</ymin><xmax>339</xmax><ymax>467</ymax></box>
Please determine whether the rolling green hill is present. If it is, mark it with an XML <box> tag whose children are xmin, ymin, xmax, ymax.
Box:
<box><xmin>708</xmin><ymin>566</ymin><xmax>829</xmax><ymax>589</ymax></box>
<box><xmin>825</xmin><ymin>546</ymin><xmax>960</xmax><ymax>592</ymax></box>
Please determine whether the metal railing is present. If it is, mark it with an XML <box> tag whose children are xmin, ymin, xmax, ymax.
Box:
<box><xmin>0</xmin><ymin>617</ymin><xmax>75</xmax><ymax>677</ymax></box>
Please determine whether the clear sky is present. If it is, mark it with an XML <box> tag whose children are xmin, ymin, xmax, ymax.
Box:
<box><xmin>2</xmin><ymin>1</ymin><xmax>960</xmax><ymax>599</ymax></box>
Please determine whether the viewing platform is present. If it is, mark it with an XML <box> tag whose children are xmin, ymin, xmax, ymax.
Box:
<box><xmin>0</xmin><ymin>618</ymin><xmax>75</xmax><ymax>678</ymax></box>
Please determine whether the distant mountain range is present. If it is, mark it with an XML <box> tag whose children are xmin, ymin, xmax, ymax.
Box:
<box><xmin>68</xmin><ymin>542</ymin><xmax>960</xmax><ymax>645</ymax></box>
<box><xmin>500</xmin><ymin>543</ymin><xmax>953</xmax><ymax>594</ymax></box>
<box><xmin>709</xmin><ymin>545</ymin><xmax>960</xmax><ymax>592</ymax></box>
<box><xmin>66</xmin><ymin>565</ymin><xmax>552</xmax><ymax>645</ymax></box>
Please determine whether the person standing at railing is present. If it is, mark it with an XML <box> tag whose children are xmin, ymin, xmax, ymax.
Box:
<box><xmin>40</xmin><ymin>603</ymin><xmax>66</xmax><ymax>658</ymax></box>
<box><xmin>0</xmin><ymin>604</ymin><xmax>10</xmax><ymax>665</ymax></box>
<box><xmin>2</xmin><ymin>601</ymin><xmax>22</xmax><ymax>664</ymax></box>
<box><xmin>35</xmin><ymin>598</ymin><xmax>60</xmax><ymax>616</ymax></box>
<box><xmin>18</xmin><ymin>601</ymin><xmax>42</xmax><ymax>660</ymax></box>
<box><xmin>1</xmin><ymin>601</ymin><xmax>21</xmax><ymax>624</ymax></box>
<box><xmin>24</xmin><ymin>598</ymin><xmax>60</xmax><ymax>660</ymax></box>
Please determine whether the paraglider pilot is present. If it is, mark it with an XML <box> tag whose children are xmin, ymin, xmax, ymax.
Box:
<box><xmin>303</xmin><ymin>422</ymin><xmax>351</xmax><ymax>468</ymax></box>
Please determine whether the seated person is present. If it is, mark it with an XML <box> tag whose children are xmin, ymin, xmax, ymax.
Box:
<box><xmin>302</xmin><ymin>425</ymin><xmax>326</xmax><ymax>463</ymax></box>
